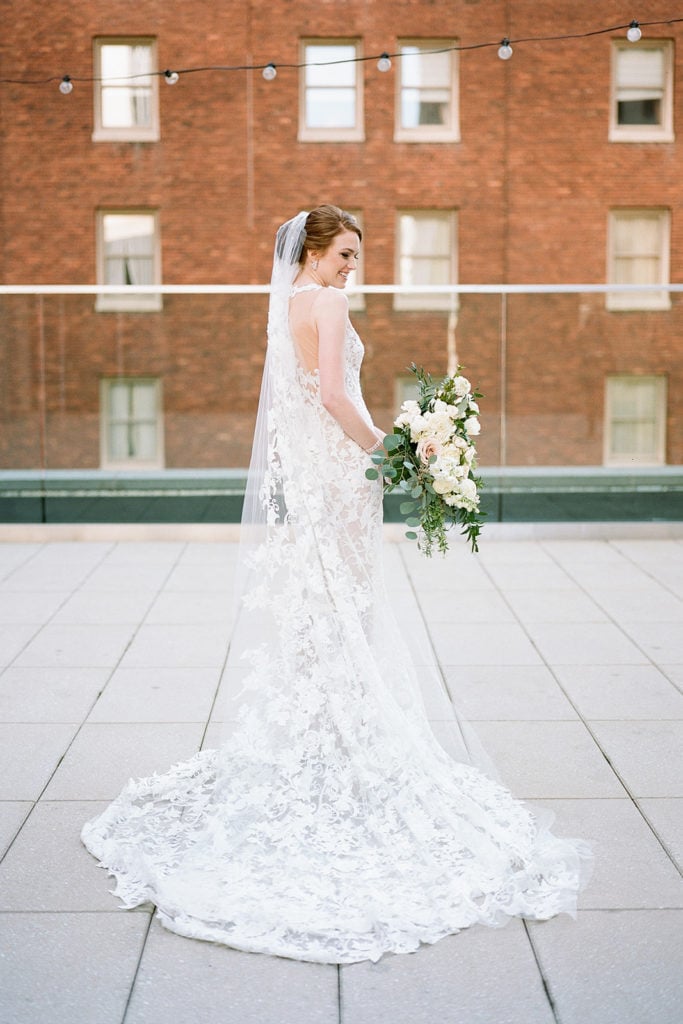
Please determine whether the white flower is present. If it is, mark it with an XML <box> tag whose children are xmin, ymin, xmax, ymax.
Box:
<box><xmin>453</xmin><ymin>376</ymin><xmax>471</xmax><ymax>398</ymax></box>
<box><xmin>468</xmin><ymin>400</ymin><xmax>480</xmax><ymax>413</ymax></box>
<box><xmin>464</xmin><ymin>416</ymin><xmax>481</xmax><ymax>436</ymax></box>
<box><xmin>431</xmin><ymin>477</ymin><xmax>453</xmax><ymax>495</ymax></box>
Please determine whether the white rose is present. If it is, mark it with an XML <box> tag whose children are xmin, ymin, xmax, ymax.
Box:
<box><xmin>468</xmin><ymin>400</ymin><xmax>479</xmax><ymax>413</ymax></box>
<box><xmin>464</xmin><ymin>416</ymin><xmax>481</xmax><ymax>436</ymax></box>
<box><xmin>458</xmin><ymin>478</ymin><xmax>478</xmax><ymax>501</ymax></box>
<box><xmin>453</xmin><ymin>376</ymin><xmax>471</xmax><ymax>398</ymax></box>
<box><xmin>416</xmin><ymin>437</ymin><xmax>443</xmax><ymax>464</ymax></box>
<box><xmin>432</xmin><ymin>477</ymin><xmax>453</xmax><ymax>495</ymax></box>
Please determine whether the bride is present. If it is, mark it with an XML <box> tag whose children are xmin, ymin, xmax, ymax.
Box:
<box><xmin>81</xmin><ymin>205</ymin><xmax>592</xmax><ymax>964</ymax></box>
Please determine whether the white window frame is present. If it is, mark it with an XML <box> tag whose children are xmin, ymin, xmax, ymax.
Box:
<box><xmin>604</xmin><ymin>375</ymin><xmax>667</xmax><ymax>466</ymax></box>
<box><xmin>299</xmin><ymin>38</ymin><xmax>364</xmax><ymax>142</ymax></box>
<box><xmin>609</xmin><ymin>40</ymin><xmax>674</xmax><ymax>143</ymax></box>
<box><xmin>100</xmin><ymin>377</ymin><xmax>164</xmax><ymax>469</ymax></box>
<box><xmin>96</xmin><ymin>210</ymin><xmax>162</xmax><ymax>313</ymax></box>
<box><xmin>395</xmin><ymin>209</ymin><xmax>458</xmax><ymax>311</ymax></box>
<box><xmin>607</xmin><ymin>208</ymin><xmax>671</xmax><ymax>311</ymax></box>
<box><xmin>395</xmin><ymin>39</ymin><xmax>459</xmax><ymax>142</ymax></box>
<box><xmin>93</xmin><ymin>37</ymin><xmax>159</xmax><ymax>143</ymax></box>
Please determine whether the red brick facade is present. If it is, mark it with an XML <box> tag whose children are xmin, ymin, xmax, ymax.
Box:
<box><xmin>1</xmin><ymin>1</ymin><xmax>681</xmax><ymax>468</ymax></box>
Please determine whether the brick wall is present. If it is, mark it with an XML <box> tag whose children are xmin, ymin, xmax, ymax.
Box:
<box><xmin>1</xmin><ymin>0</ymin><xmax>681</xmax><ymax>468</ymax></box>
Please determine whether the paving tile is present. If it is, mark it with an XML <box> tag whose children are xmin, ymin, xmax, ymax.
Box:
<box><xmin>618</xmin><ymin>622</ymin><xmax>683</xmax><ymax>664</ymax></box>
<box><xmin>0</xmin><ymin>590</ymin><xmax>69</xmax><ymax>624</ymax></box>
<box><xmin>0</xmin><ymin>624</ymin><xmax>41</xmax><ymax>668</ymax></box>
<box><xmin>87</xmin><ymin>666</ymin><xmax>220</xmax><ymax>722</ymax></box>
<box><xmin>0</xmin><ymin>723</ymin><xmax>79</xmax><ymax>800</ymax></box>
<box><xmin>542</xmin><ymin>540</ymin><xmax>631</xmax><ymax>565</ymax></box>
<box><xmin>0</xmin><ymin>666</ymin><xmax>110</xmax><ymax>723</ymax></box>
<box><xmin>473</xmin><ymin>721</ymin><xmax>627</xmax><ymax>799</ymax></box>
<box><xmin>13</xmin><ymin>623</ymin><xmax>136</xmax><ymax>668</ymax></box>
<box><xmin>2</xmin><ymin>564</ymin><xmax>99</xmax><ymax>592</ymax></box>
<box><xmin>553</xmin><ymin>664</ymin><xmax>683</xmax><ymax>719</ymax></box>
<box><xmin>540</xmin><ymin>798</ymin><xmax>683</xmax><ymax>910</ymax></box>
<box><xmin>0</xmin><ymin>911</ymin><xmax>149</xmax><ymax>1024</ymax></box>
<box><xmin>145</xmin><ymin>589</ymin><xmax>235</xmax><ymax>625</ymax></box>
<box><xmin>477</xmin><ymin>540</ymin><xmax>558</xmax><ymax>565</ymax></box>
<box><xmin>163</xmin><ymin>563</ymin><xmax>235</xmax><ymax>592</ymax></box>
<box><xmin>0</xmin><ymin>800</ymin><xmax>126</xmax><ymax>911</ymax></box>
<box><xmin>80</xmin><ymin>563</ymin><xmax>174</xmax><ymax>592</ymax></box>
<box><xmin>661</xmin><ymin>664</ymin><xmax>683</xmax><ymax>690</ymax></box>
<box><xmin>524</xmin><ymin>622</ymin><xmax>649</xmax><ymax>665</ymax></box>
<box><xmin>482</xmin><ymin>562</ymin><xmax>577</xmax><ymax>591</ymax></box>
<box><xmin>0</xmin><ymin>543</ymin><xmax>41</xmax><ymax>576</ymax></box>
<box><xmin>637</xmin><ymin>799</ymin><xmax>683</xmax><ymax>869</ymax></box>
<box><xmin>50</xmin><ymin>589</ymin><xmax>157</xmax><ymax>625</ymax></box>
<box><xmin>528</xmin><ymin>910</ymin><xmax>683</xmax><ymax>1024</ymax></box>
<box><xmin>0</xmin><ymin>801</ymin><xmax>32</xmax><ymax>858</ymax></box>
<box><xmin>125</xmin><ymin>919</ymin><xmax>339</xmax><ymax>1024</ymax></box>
<box><xmin>43</xmin><ymin>722</ymin><xmax>205</xmax><ymax>799</ymax></box>
<box><xmin>588</xmin><ymin>586</ymin><xmax>683</xmax><ymax>622</ymax></box>
<box><xmin>101</xmin><ymin>541</ymin><xmax>185</xmax><ymax>566</ymax></box>
<box><xmin>430</xmin><ymin>624</ymin><xmax>543</xmax><ymax>666</ymax></box>
<box><xmin>340</xmin><ymin>921</ymin><xmax>555</xmax><ymax>1024</ymax></box>
<box><xmin>504</xmin><ymin>588</ymin><xmax>608</xmax><ymax>624</ymax></box>
<box><xmin>589</xmin><ymin>721</ymin><xmax>683</xmax><ymax>798</ymax></box>
<box><xmin>119</xmin><ymin>623</ymin><xmax>229</xmax><ymax>668</ymax></box>
<box><xmin>176</xmin><ymin>541</ymin><xmax>238</xmax><ymax>565</ymax></box>
<box><xmin>557</xmin><ymin>560</ymin><xmax>659</xmax><ymax>591</ymax></box>
<box><xmin>414</xmin><ymin>587</ymin><xmax>516</xmax><ymax>623</ymax></box>
<box><xmin>443</xmin><ymin>665</ymin><xmax>578</xmax><ymax>720</ymax></box>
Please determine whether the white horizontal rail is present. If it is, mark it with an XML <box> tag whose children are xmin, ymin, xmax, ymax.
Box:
<box><xmin>0</xmin><ymin>284</ymin><xmax>682</xmax><ymax>295</ymax></box>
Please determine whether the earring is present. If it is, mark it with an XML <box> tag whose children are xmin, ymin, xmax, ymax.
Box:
<box><xmin>312</xmin><ymin>259</ymin><xmax>319</xmax><ymax>270</ymax></box>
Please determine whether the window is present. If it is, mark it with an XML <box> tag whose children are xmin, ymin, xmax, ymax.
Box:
<box><xmin>299</xmin><ymin>40</ymin><xmax>363</xmax><ymax>141</ymax></box>
<box><xmin>396</xmin><ymin>40</ymin><xmax>459</xmax><ymax>142</ymax></box>
<box><xmin>96</xmin><ymin>211</ymin><xmax>162</xmax><ymax>312</ymax></box>
<box><xmin>395</xmin><ymin>375</ymin><xmax>421</xmax><ymax>414</ymax></box>
<box><xmin>610</xmin><ymin>42</ymin><xmax>673</xmax><ymax>142</ymax></box>
<box><xmin>604</xmin><ymin>376</ymin><xmax>667</xmax><ymax>465</ymax></box>
<box><xmin>93</xmin><ymin>38</ymin><xmax>159</xmax><ymax>142</ymax></box>
<box><xmin>100</xmin><ymin>378</ymin><xmax>164</xmax><ymax>468</ymax></box>
<box><xmin>396</xmin><ymin>210</ymin><xmax>457</xmax><ymax>310</ymax></box>
<box><xmin>607</xmin><ymin>209</ymin><xmax>670</xmax><ymax>311</ymax></box>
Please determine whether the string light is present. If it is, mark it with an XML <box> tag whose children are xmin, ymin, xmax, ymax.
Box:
<box><xmin>627</xmin><ymin>20</ymin><xmax>642</xmax><ymax>42</ymax></box>
<box><xmin>5</xmin><ymin>17</ymin><xmax>683</xmax><ymax>89</ymax></box>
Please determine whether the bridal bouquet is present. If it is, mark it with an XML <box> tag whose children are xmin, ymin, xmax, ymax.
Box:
<box><xmin>366</xmin><ymin>364</ymin><xmax>484</xmax><ymax>555</ymax></box>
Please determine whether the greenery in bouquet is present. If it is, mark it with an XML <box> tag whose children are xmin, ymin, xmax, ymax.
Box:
<box><xmin>366</xmin><ymin>364</ymin><xmax>485</xmax><ymax>555</ymax></box>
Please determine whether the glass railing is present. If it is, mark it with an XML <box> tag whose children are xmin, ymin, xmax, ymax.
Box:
<box><xmin>1</xmin><ymin>284</ymin><xmax>681</xmax><ymax>524</ymax></box>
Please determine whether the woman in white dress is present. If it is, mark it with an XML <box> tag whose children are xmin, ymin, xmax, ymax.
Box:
<box><xmin>82</xmin><ymin>206</ymin><xmax>592</xmax><ymax>964</ymax></box>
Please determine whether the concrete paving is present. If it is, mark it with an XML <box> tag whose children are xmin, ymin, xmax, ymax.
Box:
<box><xmin>0</xmin><ymin>531</ymin><xmax>682</xmax><ymax>1024</ymax></box>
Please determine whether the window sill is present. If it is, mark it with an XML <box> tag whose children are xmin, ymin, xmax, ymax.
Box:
<box><xmin>394</xmin><ymin>129</ymin><xmax>460</xmax><ymax>144</ymax></box>
<box><xmin>95</xmin><ymin>295</ymin><xmax>163</xmax><ymax>313</ymax></box>
<box><xmin>92</xmin><ymin>128</ymin><xmax>160</xmax><ymax>144</ymax></box>
<box><xmin>393</xmin><ymin>296</ymin><xmax>460</xmax><ymax>312</ymax></box>
<box><xmin>298</xmin><ymin>128</ymin><xmax>365</xmax><ymax>143</ymax></box>
<box><xmin>605</xmin><ymin>295</ymin><xmax>672</xmax><ymax>312</ymax></box>
<box><xmin>608</xmin><ymin>129</ymin><xmax>674</xmax><ymax>143</ymax></box>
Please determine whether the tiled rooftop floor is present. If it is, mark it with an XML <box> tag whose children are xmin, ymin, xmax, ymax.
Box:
<box><xmin>0</xmin><ymin>530</ymin><xmax>681</xmax><ymax>1024</ymax></box>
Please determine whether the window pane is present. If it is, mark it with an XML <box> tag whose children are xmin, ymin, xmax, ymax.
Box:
<box><xmin>401</xmin><ymin>47</ymin><xmax>449</xmax><ymax>88</ymax></box>
<box><xmin>100</xmin><ymin>45</ymin><xmax>153</xmax><ymax>128</ymax></box>
<box><xmin>131</xmin><ymin>382</ymin><xmax>156</xmax><ymax>418</ymax></box>
<box><xmin>108</xmin><ymin>423</ymin><xmax>131</xmax><ymax>460</ymax></box>
<box><xmin>306</xmin><ymin>88</ymin><xmax>356</xmax><ymax>128</ymax></box>
<box><xmin>617</xmin><ymin>97</ymin><xmax>661</xmax><ymax>125</ymax></box>
<box><xmin>400</xmin><ymin>46</ymin><xmax>451</xmax><ymax>129</ymax></box>
<box><xmin>617</xmin><ymin>48</ymin><xmax>665</xmax><ymax>90</ymax></box>
<box><xmin>108</xmin><ymin>382</ymin><xmax>130</xmax><ymax>419</ymax></box>
<box><xmin>131</xmin><ymin>422</ymin><xmax>157</xmax><ymax>460</ymax></box>
<box><xmin>305</xmin><ymin>46</ymin><xmax>356</xmax><ymax>86</ymax></box>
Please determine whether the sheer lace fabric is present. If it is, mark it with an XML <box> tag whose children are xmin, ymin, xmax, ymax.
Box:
<box><xmin>82</xmin><ymin>279</ymin><xmax>592</xmax><ymax>965</ymax></box>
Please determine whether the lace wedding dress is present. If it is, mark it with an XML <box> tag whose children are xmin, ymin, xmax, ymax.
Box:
<box><xmin>82</xmin><ymin>212</ymin><xmax>592</xmax><ymax>964</ymax></box>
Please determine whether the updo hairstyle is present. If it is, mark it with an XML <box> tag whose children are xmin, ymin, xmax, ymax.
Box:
<box><xmin>299</xmin><ymin>205</ymin><xmax>362</xmax><ymax>266</ymax></box>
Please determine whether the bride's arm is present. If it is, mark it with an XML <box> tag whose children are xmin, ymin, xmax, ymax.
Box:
<box><xmin>315</xmin><ymin>288</ymin><xmax>385</xmax><ymax>451</ymax></box>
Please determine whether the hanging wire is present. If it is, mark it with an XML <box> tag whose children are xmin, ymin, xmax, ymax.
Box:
<box><xmin>1</xmin><ymin>16</ymin><xmax>682</xmax><ymax>87</ymax></box>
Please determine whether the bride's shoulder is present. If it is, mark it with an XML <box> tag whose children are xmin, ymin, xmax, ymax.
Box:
<box><xmin>312</xmin><ymin>286</ymin><xmax>349</xmax><ymax>318</ymax></box>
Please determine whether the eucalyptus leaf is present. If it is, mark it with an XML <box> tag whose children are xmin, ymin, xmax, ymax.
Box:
<box><xmin>365</xmin><ymin>468</ymin><xmax>379</xmax><ymax>480</ymax></box>
<box><xmin>384</xmin><ymin>434</ymin><xmax>402</xmax><ymax>451</ymax></box>
<box><xmin>411</xmin><ymin>486</ymin><xmax>422</xmax><ymax>498</ymax></box>
<box><xmin>399</xmin><ymin>501</ymin><xmax>417</xmax><ymax>514</ymax></box>
<box><xmin>405</xmin><ymin>517</ymin><xmax>421</xmax><ymax>528</ymax></box>
<box><xmin>405</xmin><ymin>531</ymin><xmax>418</xmax><ymax>541</ymax></box>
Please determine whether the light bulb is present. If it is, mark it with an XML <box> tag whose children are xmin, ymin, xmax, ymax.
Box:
<box><xmin>626</xmin><ymin>20</ymin><xmax>642</xmax><ymax>43</ymax></box>
<box><xmin>164</xmin><ymin>70</ymin><xmax>179</xmax><ymax>85</ymax></box>
<box><xmin>498</xmin><ymin>38</ymin><xmax>513</xmax><ymax>60</ymax></box>
<box><xmin>262</xmin><ymin>63</ymin><xmax>277</xmax><ymax>81</ymax></box>
<box><xmin>59</xmin><ymin>76</ymin><xmax>73</xmax><ymax>94</ymax></box>
<box><xmin>377</xmin><ymin>53</ymin><xmax>392</xmax><ymax>73</ymax></box>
